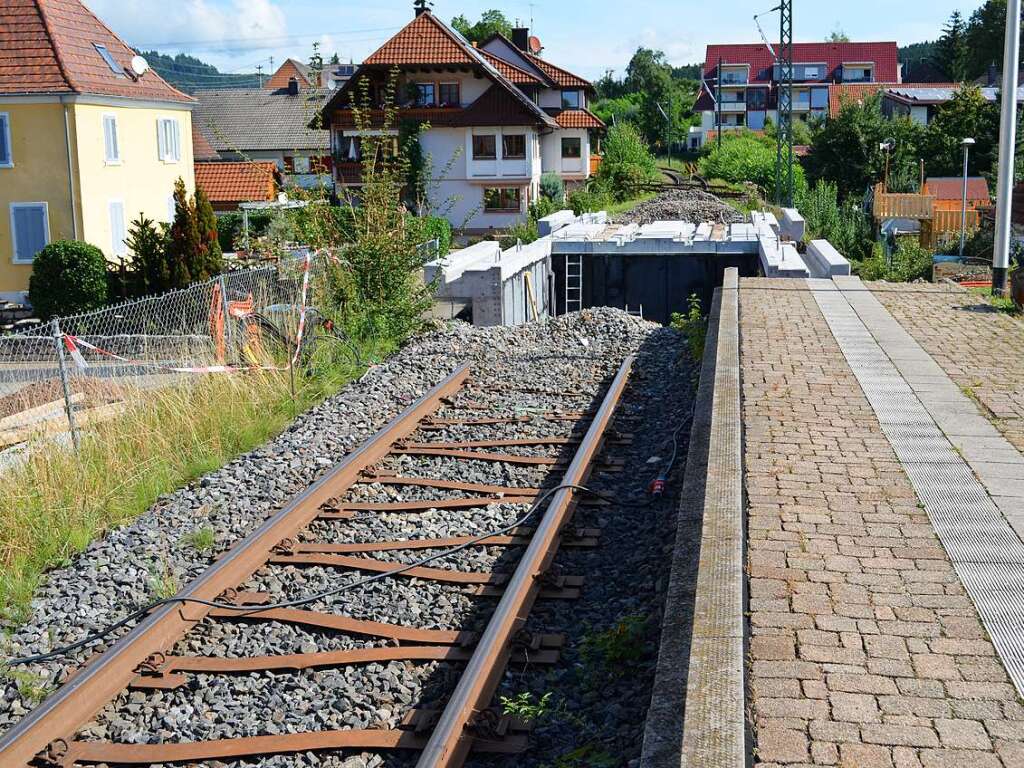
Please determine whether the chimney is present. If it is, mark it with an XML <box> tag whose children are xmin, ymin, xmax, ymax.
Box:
<box><xmin>287</xmin><ymin>76</ymin><xmax>299</xmax><ymax>96</ymax></box>
<box><xmin>511</xmin><ymin>27</ymin><xmax>530</xmax><ymax>51</ymax></box>
<box><xmin>988</xmin><ymin>63</ymin><xmax>998</xmax><ymax>87</ymax></box>
<box><xmin>414</xmin><ymin>0</ymin><xmax>431</xmax><ymax>17</ymax></box>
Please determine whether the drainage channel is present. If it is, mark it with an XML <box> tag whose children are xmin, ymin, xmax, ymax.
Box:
<box><xmin>809</xmin><ymin>278</ymin><xmax>1024</xmax><ymax>696</ymax></box>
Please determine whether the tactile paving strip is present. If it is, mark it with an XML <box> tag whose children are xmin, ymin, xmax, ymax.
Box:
<box><xmin>810</xmin><ymin>280</ymin><xmax>1024</xmax><ymax>697</ymax></box>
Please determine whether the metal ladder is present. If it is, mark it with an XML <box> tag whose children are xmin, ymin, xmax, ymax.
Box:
<box><xmin>564</xmin><ymin>254</ymin><xmax>583</xmax><ymax>314</ymax></box>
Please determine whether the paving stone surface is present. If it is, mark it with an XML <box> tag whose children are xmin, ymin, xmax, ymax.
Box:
<box><xmin>870</xmin><ymin>283</ymin><xmax>1024</xmax><ymax>454</ymax></box>
<box><xmin>739</xmin><ymin>278</ymin><xmax>1024</xmax><ymax>767</ymax></box>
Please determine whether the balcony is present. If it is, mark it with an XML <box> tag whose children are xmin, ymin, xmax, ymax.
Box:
<box><xmin>334</xmin><ymin>160</ymin><xmax>363</xmax><ymax>185</ymax></box>
<box><xmin>719</xmin><ymin>101</ymin><xmax>746</xmax><ymax>113</ymax></box>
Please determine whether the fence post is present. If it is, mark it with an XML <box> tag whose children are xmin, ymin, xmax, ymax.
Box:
<box><xmin>218</xmin><ymin>273</ymin><xmax>233</xmax><ymax>361</ymax></box>
<box><xmin>52</xmin><ymin>319</ymin><xmax>80</xmax><ymax>451</ymax></box>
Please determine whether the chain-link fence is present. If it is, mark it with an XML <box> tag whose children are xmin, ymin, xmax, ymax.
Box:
<box><xmin>0</xmin><ymin>253</ymin><xmax>332</xmax><ymax>451</ymax></box>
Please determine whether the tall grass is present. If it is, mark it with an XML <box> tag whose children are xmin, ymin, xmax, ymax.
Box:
<box><xmin>0</xmin><ymin>337</ymin><xmax>383</xmax><ymax>624</ymax></box>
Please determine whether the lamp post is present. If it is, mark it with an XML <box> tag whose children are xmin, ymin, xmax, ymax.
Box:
<box><xmin>959</xmin><ymin>137</ymin><xmax>976</xmax><ymax>259</ymax></box>
<box><xmin>880</xmin><ymin>139</ymin><xmax>894</xmax><ymax>190</ymax></box>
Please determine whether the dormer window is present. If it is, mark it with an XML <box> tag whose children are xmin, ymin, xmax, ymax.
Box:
<box><xmin>93</xmin><ymin>44</ymin><xmax>125</xmax><ymax>77</ymax></box>
<box><xmin>561</xmin><ymin>90</ymin><xmax>580</xmax><ymax>109</ymax></box>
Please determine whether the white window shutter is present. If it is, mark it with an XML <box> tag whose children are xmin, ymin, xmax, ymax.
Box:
<box><xmin>103</xmin><ymin>115</ymin><xmax>119</xmax><ymax>163</ymax></box>
<box><xmin>109</xmin><ymin>201</ymin><xmax>126</xmax><ymax>256</ymax></box>
<box><xmin>172</xmin><ymin>120</ymin><xmax>181</xmax><ymax>161</ymax></box>
<box><xmin>157</xmin><ymin>119</ymin><xmax>165</xmax><ymax>161</ymax></box>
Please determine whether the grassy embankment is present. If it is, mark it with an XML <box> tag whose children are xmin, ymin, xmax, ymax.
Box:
<box><xmin>0</xmin><ymin>334</ymin><xmax>390</xmax><ymax>625</ymax></box>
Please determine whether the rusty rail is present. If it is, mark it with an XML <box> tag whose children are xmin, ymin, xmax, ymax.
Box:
<box><xmin>0</xmin><ymin>365</ymin><xmax>471</xmax><ymax>768</ymax></box>
<box><xmin>2</xmin><ymin>355</ymin><xmax>634</xmax><ymax>768</ymax></box>
<box><xmin>416</xmin><ymin>354</ymin><xmax>635</xmax><ymax>767</ymax></box>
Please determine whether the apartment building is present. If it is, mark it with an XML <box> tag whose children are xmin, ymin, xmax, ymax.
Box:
<box><xmin>691</xmin><ymin>41</ymin><xmax>900</xmax><ymax>149</ymax></box>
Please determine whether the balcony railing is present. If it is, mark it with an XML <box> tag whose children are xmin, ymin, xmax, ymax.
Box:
<box><xmin>334</xmin><ymin>160</ymin><xmax>363</xmax><ymax>185</ymax></box>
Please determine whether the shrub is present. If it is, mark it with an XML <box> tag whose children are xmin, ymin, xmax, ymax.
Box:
<box><xmin>217</xmin><ymin>210</ymin><xmax>273</xmax><ymax>253</ymax></box>
<box><xmin>795</xmin><ymin>181</ymin><xmax>874</xmax><ymax>261</ymax></box>
<box><xmin>28</xmin><ymin>240</ymin><xmax>108</xmax><ymax>320</ymax></box>
<box><xmin>124</xmin><ymin>215</ymin><xmax>170</xmax><ymax>296</ymax></box>
<box><xmin>415</xmin><ymin>215</ymin><xmax>452</xmax><ymax>258</ymax></box>
<box><xmin>567</xmin><ymin>186</ymin><xmax>612</xmax><ymax>215</ymax></box>
<box><xmin>166</xmin><ymin>178</ymin><xmax>201</xmax><ymax>288</ymax></box>
<box><xmin>194</xmin><ymin>187</ymin><xmax>224</xmax><ymax>278</ymax></box>
<box><xmin>856</xmin><ymin>238</ymin><xmax>933</xmax><ymax>282</ymax></box>
<box><xmin>540</xmin><ymin>172</ymin><xmax>565</xmax><ymax>202</ymax></box>
<box><xmin>699</xmin><ymin>131</ymin><xmax>806</xmax><ymax>196</ymax></box>
<box><xmin>596</xmin><ymin>122</ymin><xmax>659</xmax><ymax>200</ymax></box>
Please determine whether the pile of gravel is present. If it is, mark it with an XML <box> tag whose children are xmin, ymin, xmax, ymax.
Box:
<box><xmin>613</xmin><ymin>189</ymin><xmax>745</xmax><ymax>226</ymax></box>
<box><xmin>0</xmin><ymin>307</ymin><xmax>696</xmax><ymax>768</ymax></box>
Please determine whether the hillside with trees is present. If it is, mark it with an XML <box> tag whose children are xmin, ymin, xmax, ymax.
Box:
<box><xmin>138</xmin><ymin>51</ymin><xmax>260</xmax><ymax>93</ymax></box>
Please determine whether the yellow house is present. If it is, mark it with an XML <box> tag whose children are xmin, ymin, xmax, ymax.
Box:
<box><xmin>0</xmin><ymin>0</ymin><xmax>196</xmax><ymax>301</ymax></box>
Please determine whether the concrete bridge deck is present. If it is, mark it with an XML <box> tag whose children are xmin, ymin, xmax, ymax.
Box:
<box><xmin>644</xmin><ymin>274</ymin><xmax>1024</xmax><ymax>768</ymax></box>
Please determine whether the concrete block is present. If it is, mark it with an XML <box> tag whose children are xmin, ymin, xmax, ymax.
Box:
<box><xmin>537</xmin><ymin>209</ymin><xmax>576</xmax><ymax>236</ymax></box>
<box><xmin>804</xmin><ymin>239</ymin><xmax>852</xmax><ymax>278</ymax></box>
<box><xmin>780</xmin><ymin>207</ymin><xmax>806</xmax><ymax>241</ymax></box>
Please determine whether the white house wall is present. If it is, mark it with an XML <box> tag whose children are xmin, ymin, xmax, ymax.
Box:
<box><xmin>541</xmin><ymin>129</ymin><xmax>589</xmax><ymax>178</ymax></box>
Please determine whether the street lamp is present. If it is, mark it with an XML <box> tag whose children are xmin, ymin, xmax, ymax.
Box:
<box><xmin>959</xmin><ymin>137</ymin><xmax>976</xmax><ymax>259</ymax></box>
<box><xmin>879</xmin><ymin>139</ymin><xmax>895</xmax><ymax>190</ymax></box>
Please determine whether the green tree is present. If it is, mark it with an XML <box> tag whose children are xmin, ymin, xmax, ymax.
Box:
<box><xmin>595</xmin><ymin>122</ymin><xmax>659</xmax><ymax>200</ymax></box>
<box><xmin>592</xmin><ymin>93</ymin><xmax>643</xmax><ymax>127</ymax></box>
<box><xmin>965</xmin><ymin>0</ymin><xmax>1024</xmax><ymax>80</ymax></box>
<box><xmin>166</xmin><ymin>177</ymin><xmax>200</xmax><ymax>288</ymax></box>
<box><xmin>922</xmin><ymin>85</ymin><xmax>998</xmax><ymax>178</ymax></box>
<box><xmin>933</xmin><ymin>11</ymin><xmax>969</xmax><ymax>83</ymax></box>
<box><xmin>805</xmin><ymin>94</ymin><xmax>924</xmax><ymax>199</ymax></box>
<box><xmin>194</xmin><ymin>187</ymin><xmax>223</xmax><ymax>280</ymax></box>
<box><xmin>125</xmin><ymin>215</ymin><xmax>170</xmax><ymax>295</ymax></box>
<box><xmin>827</xmin><ymin>28</ymin><xmax>850</xmax><ymax>42</ymax></box>
<box><xmin>451</xmin><ymin>10</ymin><xmax>512</xmax><ymax>44</ymax></box>
<box><xmin>699</xmin><ymin>130</ymin><xmax>807</xmax><ymax>196</ymax></box>
<box><xmin>29</xmin><ymin>241</ymin><xmax>108</xmax><ymax>320</ymax></box>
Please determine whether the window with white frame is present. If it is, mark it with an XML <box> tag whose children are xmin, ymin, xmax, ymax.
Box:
<box><xmin>109</xmin><ymin>200</ymin><xmax>127</xmax><ymax>257</ymax></box>
<box><xmin>167</xmin><ymin>194</ymin><xmax>176</xmax><ymax>223</ymax></box>
<box><xmin>0</xmin><ymin>113</ymin><xmax>11</xmax><ymax>168</ymax></box>
<box><xmin>10</xmin><ymin>203</ymin><xmax>49</xmax><ymax>264</ymax></box>
<box><xmin>103</xmin><ymin>114</ymin><xmax>120</xmax><ymax>164</ymax></box>
<box><xmin>561</xmin><ymin>137</ymin><xmax>582</xmax><ymax>159</ymax></box>
<box><xmin>472</xmin><ymin>134</ymin><xmax>497</xmax><ymax>160</ymax></box>
<box><xmin>157</xmin><ymin>117</ymin><xmax>181</xmax><ymax>162</ymax></box>
<box><xmin>561</xmin><ymin>90</ymin><xmax>581</xmax><ymax>109</ymax></box>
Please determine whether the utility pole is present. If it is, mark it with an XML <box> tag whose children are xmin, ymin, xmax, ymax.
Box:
<box><xmin>992</xmin><ymin>0</ymin><xmax>1021</xmax><ymax>296</ymax></box>
<box><xmin>256</xmin><ymin>64</ymin><xmax>264</xmax><ymax>88</ymax></box>
<box><xmin>774</xmin><ymin>0</ymin><xmax>794</xmax><ymax>207</ymax></box>
<box><xmin>717</xmin><ymin>56</ymin><xmax>723</xmax><ymax>150</ymax></box>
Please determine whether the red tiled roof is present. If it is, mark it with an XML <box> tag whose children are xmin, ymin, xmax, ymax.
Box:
<box><xmin>828</xmin><ymin>82</ymin><xmax>953</xmax><ymax>117</ymax></box>
<box><xmin>924</xmin><ymin>177</ymin><xmax>991</xmax><ymax>203</ymax></box>
<box><xmin>481</xmin><ymin>50</ymin><xmax>542</xmax><ymax>85</ymax></box>
<box><xmin>195</xmin><ymin>161</ymin><xmax>277</xmax><ymax>204</ymax></box>
<box><xmin>551</xmin><ymin>108</ymin><xmax>605</xmax><ymax>129</ymax></box>
<box><xmin>522</xmin><ymin>50</ymin><xmax>590</xmax><ymax>89</ymax></box>
<box><xmin>828</xmin><ymin>82</ymin><xmax>896</xmax><ymax>117</ymax></box>
<box><xmin>364</xmin><ymin>11</ymin><xmax>477</xmax><ymax>66</ymax></box>
<box><xmin>191</xmin><ymin>123</ymin><xmax>219</xmax><ymax>161</ymax></box>
<box><xmin>266</xmin><ymin>58</ymin><xmax>312</xmax><ymax>90</ymax></box>
<box><xmin>0</xmin><ymin>0</ymin><xmax>192</xmax><ymax>101</ymax></box>
<box><xmin>704</xmin><ymin>41</ymin><xmax>900</xmax><ymax>84</ymax></box>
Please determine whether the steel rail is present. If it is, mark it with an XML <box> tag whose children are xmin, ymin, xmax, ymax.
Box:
<box><xmin>0</xmin><ymin>364</ymin><xmax>471</xmax><ymax>768</ymax></box>
<box><xmin>416</xmin><ymin>355</ymin><xmax>635</xmax><ymax>767</ymax></box>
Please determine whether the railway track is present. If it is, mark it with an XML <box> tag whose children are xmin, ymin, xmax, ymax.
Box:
<box><xmin>0</xmin><ymin>356</ymin><xmax>635</xmax><ymax>768</ymax></box>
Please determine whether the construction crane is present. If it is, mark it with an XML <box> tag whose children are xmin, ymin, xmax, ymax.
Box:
<box><xmin>755</xmin><ymin>0</ymin><xmax>794</xmax><ymax>206</ymax></box>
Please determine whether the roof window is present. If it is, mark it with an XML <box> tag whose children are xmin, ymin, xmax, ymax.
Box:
<box><xmin>94</xmin><ymin>44</ymin><xmax>126</xmax><ymax>77</ymax></box>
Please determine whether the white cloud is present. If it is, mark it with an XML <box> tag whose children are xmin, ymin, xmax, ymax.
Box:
<box><xmin>86</xmin><ymin>0</ymin><xmax>287</xmax><ymax>52</ymax></box>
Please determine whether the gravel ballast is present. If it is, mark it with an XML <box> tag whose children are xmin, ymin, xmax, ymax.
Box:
<box><xmin>0</xmin><ymin>308</ymin><xmax>698</xmax><ymax>768</ymax></box>
<box><xmin>613</xmin><ymin>188</ymin><xmax>745</xmax><ymax>226</ymax></box>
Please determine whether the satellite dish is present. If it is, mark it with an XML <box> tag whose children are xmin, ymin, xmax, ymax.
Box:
<box><xmin>327</xmin><ymin>78</ymin><xmax>337</xmax><ymax>90</ymax></box>
<box><xmin>130</xmin><ymin>55</ymin><xmax>149</xmax><ymax>77</ymax></box>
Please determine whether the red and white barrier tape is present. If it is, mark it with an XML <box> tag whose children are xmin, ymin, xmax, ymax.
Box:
<box><xmin>63</xmin><ymin>252</ymin><xmax>317</xmax><ymax>375</ymax></box>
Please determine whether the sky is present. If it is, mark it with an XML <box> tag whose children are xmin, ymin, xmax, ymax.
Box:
<box><xmin>86</xmin><ymin>0</ymin><xmax>977</xmax><ymax>82</ymax></box>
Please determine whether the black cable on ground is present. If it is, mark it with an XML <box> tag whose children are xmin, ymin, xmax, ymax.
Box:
<box><xmin>6</xmin><ymin>483</ymin><xmax>638</xmax><ymax>667</ymax></box>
